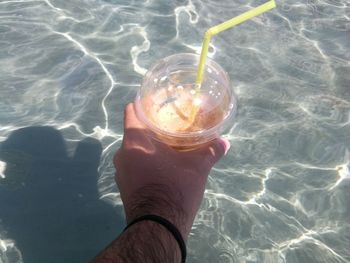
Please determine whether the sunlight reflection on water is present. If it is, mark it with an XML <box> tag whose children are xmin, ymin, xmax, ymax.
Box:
<box><xmin>0</xmin><ymin>0</ymin><xmax>349</xmax><ymax>262</ymax></box>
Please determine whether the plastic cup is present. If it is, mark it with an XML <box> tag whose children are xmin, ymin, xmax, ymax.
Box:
<box><xmin>135</xmin><ymin>53</ymin><xmax>237</xmax><ymax>150</ymax></box>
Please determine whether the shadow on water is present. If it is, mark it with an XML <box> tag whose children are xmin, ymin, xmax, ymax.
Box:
<box><xmin>0</xmin><ymin>126</ymin><xmax>123</xmax><ymax>263</ymax></box>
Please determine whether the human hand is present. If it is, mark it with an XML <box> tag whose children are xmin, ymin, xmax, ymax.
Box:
<box><xmin>114</xmin><ymin>103</ymin><xmax>230</xmax><ymax>239</ymax></box>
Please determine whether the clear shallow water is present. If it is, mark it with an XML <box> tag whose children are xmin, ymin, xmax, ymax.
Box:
<box><xmin>0</xmin><ymin>0</ymin><xmax>349</xmax><ymax>262</ymax></box>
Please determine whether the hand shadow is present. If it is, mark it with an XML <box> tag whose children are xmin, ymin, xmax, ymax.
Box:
<box><xmin>0</xmin><ymin>126</ymin><xmax>123</xmax><ymax>263</ymax></box>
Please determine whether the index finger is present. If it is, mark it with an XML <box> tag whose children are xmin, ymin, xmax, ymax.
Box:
<box><xmin>124</xmin><ymin>102</ymin><xmax>146</xmax><ymax>130</ymax></box>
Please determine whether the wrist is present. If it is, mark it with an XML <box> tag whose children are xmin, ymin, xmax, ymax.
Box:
<box><xmin>125</xmin><ymin>214</ymin><xmax>187</xmax><ymax>263</ymax></box>
<box><xmin>123</xmin><ymin>220</ymin><xmax>182</xmax><ymax>262</ymax></box>
<box><xmin>93</xmin><ymin>219</ymin><xmax>182</xmax><ymax>263</ymax></box>
<box><xmin>123</xmin><ymin>184</ymin><xmax>191</xmax><ymax>239</ymax></box>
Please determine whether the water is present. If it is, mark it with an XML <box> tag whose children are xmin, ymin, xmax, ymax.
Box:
<box><xmin>0</xmin><ymin>0</ymin><xmax>349</xmax><ymax>262</ymax></box>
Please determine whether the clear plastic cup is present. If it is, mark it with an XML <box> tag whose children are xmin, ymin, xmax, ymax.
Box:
<box><xmin>135</xmin><ymin>53</ymin><xmax>237</xmax><ymax>150</ymax></box>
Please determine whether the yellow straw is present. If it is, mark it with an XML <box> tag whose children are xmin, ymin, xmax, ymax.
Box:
<box><xmin>181</xmin><ymin>0</ymin><xmax>276</xmax><ymax>129</ymax></box>
<box><xmin>195</xmin><ymin>0</ymin><xmax>276</xmax><ymax>92</ymax></box>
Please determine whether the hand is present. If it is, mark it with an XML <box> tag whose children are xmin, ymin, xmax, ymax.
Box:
<box><xmin>114</xmin><ymin>103</ymin><xmax>230</xmax><ymax>239</ymax></box>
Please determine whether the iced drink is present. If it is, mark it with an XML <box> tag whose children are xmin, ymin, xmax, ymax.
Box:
<box><xmin>135</xmin><ymin>53</ymin><xmax>237</xmax><ymax>149</ymax></box>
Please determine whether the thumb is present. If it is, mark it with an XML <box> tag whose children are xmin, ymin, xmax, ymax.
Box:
<box><xmin>205</xmin><ymin>138</ymin><xmax>231</xmax><ymax>165</ymax></box>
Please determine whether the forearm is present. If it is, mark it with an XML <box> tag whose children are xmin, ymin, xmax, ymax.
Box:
<box><xmin>122</xmin><ymin>184</ymin><xmax>193</xmax><ymax>239</ymax></box>
<box><xmin>91</xmin><ymin>220</ymin><xmax>181</xmax><ymax>263</ymax></box>
<box><xmin>92</xmin><ymin>185</ymin><xmax>193</xmax><ymax>263</ymax></box>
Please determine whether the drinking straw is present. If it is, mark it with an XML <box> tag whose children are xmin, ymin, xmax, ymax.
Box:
<box><xmin>184</xmin><ymin>0</ymin><xmax>276</xmax><ymax>128</ymax></box>
<box><xmin>195</xmin><ymin>0</ymin><xmax>276</xmax><ymax>93</ymax></box>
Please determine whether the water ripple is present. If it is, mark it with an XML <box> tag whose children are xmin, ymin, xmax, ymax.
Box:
<box><xmin>1</xmin><ymin>0</ymin><xmax>350</xmax><ymax>262</ymax></box>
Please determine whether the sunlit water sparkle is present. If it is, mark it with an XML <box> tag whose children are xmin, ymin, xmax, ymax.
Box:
<box><xmin>0</xmin><ymin>0</ymin><xmax>349</xmax><ymax>262</ymax></box>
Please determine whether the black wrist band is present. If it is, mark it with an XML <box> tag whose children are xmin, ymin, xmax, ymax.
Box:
<box><xmin>124</xmin><ymin>214</ymin><xmax>187</xmax><ymax>263</ymax></box>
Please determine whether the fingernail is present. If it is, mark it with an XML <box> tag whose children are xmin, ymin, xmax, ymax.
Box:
<box><xmin>220</xmin><ymin>138</ymin><xmax>231</xmax><ymax>155</ymax></box>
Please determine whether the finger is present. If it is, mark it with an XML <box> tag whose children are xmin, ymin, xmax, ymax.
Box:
<box><xmin>123</xmin><ymin>102</ymin><xmax>155</xmax><ymax>149</ymax></box>
<box><xmin>203</xmin><ymin>138</ymin><xmax>231</xmax><ymax>165</ymax></box>
<box><xmin>124</xmin><ymin>102</ymin><xmax>146</xmax><ymax>130</ymax></box>
<box><xmin>113</xmin><ymin>148</ymin><xmax>121</xmax><ymax>169</ymax></box>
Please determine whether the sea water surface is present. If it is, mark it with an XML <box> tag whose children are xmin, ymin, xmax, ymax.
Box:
<box><xmin>0</xmin><ymin>0</ymin><xmax>349</xmax><ymax>262</ymax></box>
